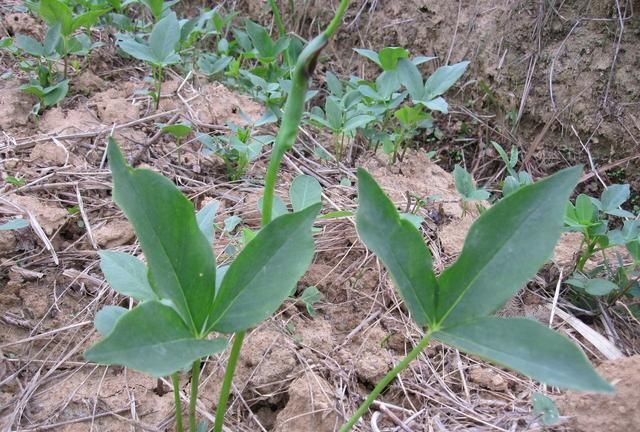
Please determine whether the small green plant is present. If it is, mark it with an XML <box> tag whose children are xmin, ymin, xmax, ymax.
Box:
<box><xmin>26</xmin><ymin>0</ymin><xmax>109</xmax><ymax>78</ymax></box>
<box><xmin>453</xmin><ymin>164</ymin><xmax>490</xmax><ymax>202</ymax></box>
<box><xmin>339</xmin><ymin>166</ymin><xmax>612</xmax><ymax>431</ymax></box>
<box><xmin>197</xmin><ymin>124</ymin><xmax>275</xmax><ymax>181</ymax></box>
<box><xmin>117</xmin><ymin>11</ymin><xmax>181</xmax><ymax>109</ymax></box>
<box><xmin>159</xmin><ymin>121</ymin><xmax>192</xmax><ymax>162</ymax></box>
<box><xmin>492</xmin><ymin>141</ymin><xmax>532</xmax><ymax>196</ymax></box>
<box><xmin>564</xmin><ymin>184</ymin><xmax>640</xmax><ymax>311</ymax></box>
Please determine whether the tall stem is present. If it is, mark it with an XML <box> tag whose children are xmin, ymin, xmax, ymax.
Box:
<box><xmin>262</xmin><ymin>0</ymin><xmax>350</xmax><ymax>224</ymax></box>
<box><xmin>172</xmin><ymin>373</ymin><xmax>184</xmax><ymax>432</ymax></box>
<box><xmin>213</xmin><ymin>332</ymin><xmax>245</xmax><ymax>432</ymax></box>
<box><xmin>339</xmin><ymin>331</ymin><xmax>433</xmax><ymax>432</ymax></box>
<box><xmin>189</xmin><ymin>360</ymin><xmax>201</xmax><ymax>432</ymax></box>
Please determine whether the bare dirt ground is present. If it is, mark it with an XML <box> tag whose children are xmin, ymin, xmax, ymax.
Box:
<box><xmin>1</xmin><ymin>0</ymin><xmax>639</xmax><ymax>431</ymax></box>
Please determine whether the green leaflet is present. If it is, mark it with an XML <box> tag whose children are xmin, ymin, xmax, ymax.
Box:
<box><xmin>289</xmin><ymin>175</ymin><xmax>322</xmax><ymax>212</ymax></box>
<box><xmin>208</xmin><ymin>203</ymin><xmax>320</xmax><ymax>333</ymax></box>
<box><xmin>99</xmin><ymin>250</ymin><xmax>157</xmax><ymax>302</ymax></box>
<box><xmin>196</xmin><ymin>200</ymin><xmax>220</xmax><ymax>244</ymax></box>
<box><xmin>433</xmin><ymin>317</ymin><xmax>613</xmax><ymax>392</ymax></box>
<box><xmin>437</xmin><ymin>166</ymin><xmax>581</xmax><ymax>326</ymax></box>
<box><xmin>85</xmin><ymin>301</ymin><xmax>227</xmax><ymax>377</ymax></box>
<box><xmin>107</xmin><ymin>138</ymin><xmax>215</xmax><ymax>332</ymax></box>
<box><xmin>423</xmin><ymin>61</ymin><xmax>470</xmax><ymax>101</ymax></box>
<box><xmin>356</xmin><ymin>168</ymin><xmax>438</xmax><ymax>326</ymax></box>
<box><xmin>118</xmin><ymin>12</ymin><xmax>180</xmax><ymax>66</ymax></box>
<box><xmin>94</xmin><ymin>305</ymin><xmax>127</xmax><ymax>336</ymax></box>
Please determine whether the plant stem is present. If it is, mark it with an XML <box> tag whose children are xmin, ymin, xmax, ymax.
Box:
<box><xmin>189</xmin><ymin>360</ymin><xmax>201</xmax><ymax>432</ymax></box>
<box><xmin>262</xmin><ymin>0</ymin><xmax>350</xmax><ymax>224</ymax></box>
<box><xmin>213</xmin><ymin>332</ymin><xmax>245</xmax><ymax>432</ymax></box>
<box><xmin>577</xmin><ymin>238</ymin><xmax>597</xmax><ymax>271</ymax></box>
<box><xmin>268</xmin><ymin>0</ymin><xmax>286</xmax><ymax>38</ymax></box>
<box><xmin>172</xmin><ymin>373</ymin><xmax>184</xmax><ymax>432</ymax></box>
<box><xmin>339</xmin><ymin>331</ymin><xmax>433</xmax><ymax>432</ymax></box>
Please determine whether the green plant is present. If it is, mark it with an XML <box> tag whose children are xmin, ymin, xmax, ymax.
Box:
<box><xmin>340</xmin><ymin>166</ymin><xmax>612</xmax><ymax>431</ymax></box>
<box><xmin>26</xmin><ymin>0</ymin><xmax>109</xmax><ymax>78</ymax></box>
<box><xmin>564</xmin><ymin>184</ymin><xmax>640</xmax><ymax>310</ymax></box>
<box><xmin>307</xmin><ymin>82</ymin><xmax>375</xmax><ymax>160</ymax></box>
<box><xmin>492</xmin><ymin>141</ymin><xmax>532</xmax><ymax>196</ymax></box>
<box><xmin>117</xmin><ymin>11</ymin><xmax>180</xmax><ymax>109</ymax></box>
<box><xmin>197</xmin><ymin>124</ymin><xmax>275</xmax><ymax>181</ymax></box>
<box><xmin>158</xmin><ymin>121</ymin><xmax>192</xmax><ymax>162</ymax></box>
<box><xmin>86</xmin><ymin>2</ymin><xmax>350</xmax><ymax>432</ymax></box>
<box><xmin>453</xmin><ymin>164</ymin><xmax>490</xmax><ymax>202</ymax></box>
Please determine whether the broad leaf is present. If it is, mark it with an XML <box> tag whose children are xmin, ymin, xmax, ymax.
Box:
<box><xmin>290</xmin><ymin>175</ymin><xmax>322</xmax><ymax>212</ymax></box>
<box><xmin>86</xmin><ymin>301</ymin><xmax>227</xmax><ymax>377</ymax></box>
<box><xmin>433</xmin><ymin>317</ymin><xmax>613</xmax><ymax>392</ymax></box>
<box><xmin>584</xmin><ymin>278</ymin><xmax>618</xmax><ymax>296</ymax></box>
<box><xmin>99</xmin><ymin>250</ymin><xmax>156</xmax><ymax>301</ymax></box>
<box><xmin>15</xmin><ymin>35</ymin><xmax>45</xmax><ymax>57</ymax></box>
<box><xmin>245</xmin><ymin>20</ymin><xmax>273</xmax><ymax>58</ymax></box>
<box><xmin>423</xmin><ymin>61</ymin><xmax>469</xmax><ymax>100</ymax></box>
<box><xmin>437</xmin><ymin>166</ymin><xmax>581</xmax><ymax>326</ymax></box>
<box><xmin>420</xmin><ymin>97</ymin><xmax>449</xmax><ymax>113</ymax></box>
<box><xmin>95</xmin><ymin>305</ymin><xmax>127</xmax><ymax>336</ymax></box>
<box><xmin>107</xmin><ymin>138</ymin><xmax>216</xmax><ymax>332</ymax></box>
<box><xmin>207</xmin><ymin>203</ymin><xmax>320</xmax><ymax>333</ymax></box>
<box><xmin>42</xmin><ymin>80</ymin><xmax>69</xmax><ymax>107</ymax></box>
<box><xmin>356</xmin><ymin>169</ymin><xmax>438</xmax><ymax>326</ymax></box>
<box><xmin>149</xmin><ymin>12</ymin><xmax>181</xmax><ymax>65</ymax></box>
<box><xmin>344</xmin><ymin>114</ymin><xmax>376</xmax><ymax>132</ymax></box>
<box><xmin>601</xmin><ymin>184</ymin><xmax>629</xmax><ymax>211</ymax></box>
<box><xmin>118</xmin><ymin>37</ymin><xmax>156</xmax><ymax>63</ymax></box>
<box><xmin>397</xmin><ymin>58</ymin><xmax>423</xmax><ymax>99</ymax></box>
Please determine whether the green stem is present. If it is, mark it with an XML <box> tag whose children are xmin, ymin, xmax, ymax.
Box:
<box><xmin>339</xmin><ymin>331</ymin><xmax>433</xmax><ymax>432</ymax></box>
<box><xmin>576</xmin><ymin>238</ymin><xmax>597</xmax><ymax>272</ymax></box>
<box><xmin>172</xmin><ymin>373</ymin><xmax>184</xmax><ymax>432</ymax></box>
<box><xmin>213</xmin><ymin>332</ymin><xmax>245</xmax><ymax>432</ymax></box>
<box><xmin>268</xmin><ymin>0</ymin><xmax>286</xmax><ymax>38</ymax></box>
<box><xmin>262</xmin><ymin>0</ymin><xmax>350</xmax><ymax>224</ymax></box>
<box><xmin>189</xmin><ymin>360</ymin><xmax>201</xmax><ymax>432</ymax></box>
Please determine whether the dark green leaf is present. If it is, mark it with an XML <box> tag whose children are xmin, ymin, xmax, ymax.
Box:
<box><xmin>86</xmin><ymin>301</ymin><xmax>227</xmax><ymax>377</ymax></box>
<box><xmin>585</xmin><ymin>278</ymin><xmax>618</xmax><ymax>296</ymax></box>
<box><xmin>208</xmin><ymin>204</ymin><xmax>320</xmax><ymax>333</ymax></box>
<box><xmin>149</xmin><ymin>12</ymin><xmax>181</xmax><ymax>65</ymax></box>
<box><xmin>356</xmin><ymin>168</ymin><xmax>438</xmax><ymax>326</ymax></box>
<box><xmin>433</xmin><ymin>317</ymin><xmax>612</xmax><ymax>392</ymax></box>
<box><xmin>42</xmin><ymin>80</ymin><xmax>68</xmax><ymax>106</ymax></box>
<box><xmin>437</xmin><ymin>166</ymin><xmax>581</xmax><ymax>326</ymax></box>
<box><xmin>99</xmin><ymin>250</ymin><xmax>157</xmax><ymax>301</ymax></box>
<box><xmin>15</xmin><ymin>35</ymin><xmax>44</xmax><ymax>57</ymax></box>
<box><xmin>107</xmin><ymin>138</ymin><xmax>216</xmax><ymax>333</ymax></box>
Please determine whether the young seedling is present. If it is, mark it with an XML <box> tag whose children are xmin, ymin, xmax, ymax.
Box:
<box><xmin>492</xmin><ymin>141</ymin><xmax>532</xmax><ymax>196</ymax></box>
<box><xmin>340</xmin><ymin>166</ymin><xmax>612</xmax><ymax>431</ymax></box>
<box><xmin>564</xmin><ymin>184</ymin><xmax>640</xmax><ymax>310</ymax></box>
<box><xmin>26</xmin><ymin>0</ymin><xmax>109</xmax><ymax>78</ymax></box>
<box><xmin>158</xmin><ymin>121</ymin><xmax>192</xmax><ymax>163</ymax></box>
<box><xmin>117</xmin><ymin>11</ymin><xmax>181</xmax><ymax>109</ymax></box>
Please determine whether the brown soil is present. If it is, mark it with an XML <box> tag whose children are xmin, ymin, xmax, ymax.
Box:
<box><xmin>556</xmin><ymin>355</ymin><xmax>640</xmax><ymax>431</ymax></box>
